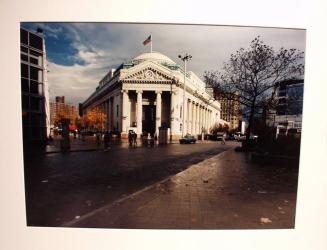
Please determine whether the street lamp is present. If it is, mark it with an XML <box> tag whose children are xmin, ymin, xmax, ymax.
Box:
<box><xmin>178</xmin><ymin>53</ymin><xmax>192</xmax><ymax>137</ymax></box>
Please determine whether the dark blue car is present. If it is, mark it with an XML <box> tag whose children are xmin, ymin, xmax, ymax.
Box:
<box><xmin>179</xmin><ymin>135</ymin><xmax>197</xmax><ymax>144</ymax></box>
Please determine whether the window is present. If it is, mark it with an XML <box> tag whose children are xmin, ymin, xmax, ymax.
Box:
<box><xmin>21</xmin><ymin>63</ymin><xmax>28</xmax><ymax>78</ymax></box>
<box><xmin>29</xmin><ymin>49</ymin><xmax>42</xmax><ymax>57</ymax></box>
<box><xmin>21</xmin><ymin>54</ymin><xmax>28</xmax><ymax>62</ymax></box>
<box><xmin>20</xmin><ymin>29</ymin><xmax>28</xmax><ymax>45</ymax></box>
<box><xmin>30</xmin><ymin>81</ymin><xmax>39</xmax><ymax>94</ymax></box>
<box><xmin>21</xmin><ymin>46</ymin><xmax>28</xmax><ymax>53</ymax></box>
<box><xmin>29</xmin><ymin>33</ymin><xmax>43</xmax><ymax>50</ymax></box>
<box><xmin>30</xmin><ymin>66</ymin><xmax>41</xmax><ymax>81</ymax></box>
<box><xmin>30</xmin><ymin>57</ymin><xmax>38</xmax><ymax>65</ymax></box>
<box><xmin>21</xmin><ymin>78</ymin><xmax>29</xmax><ymax>92</ymax></box>
<box><xmin>116</xmin><ymin>105</ymin><xmax>119</xmax><ymax>117</ymax></box>
<box><xmin>294</xmin><ymin>122</ymin><xmax>302</xmax><ymax>128</ymax></box>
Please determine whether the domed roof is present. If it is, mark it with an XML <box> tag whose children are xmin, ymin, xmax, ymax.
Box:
<box><xmin>133</xmin><ymin>51</ymin><xmax>176</xmax><ymax>64</ymax></box>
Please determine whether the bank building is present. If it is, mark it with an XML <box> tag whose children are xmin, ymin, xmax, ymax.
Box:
<box><xmin>82</xmin><ymin>51</ymin><xmax>226</xmax><ymax>140</ymax></box>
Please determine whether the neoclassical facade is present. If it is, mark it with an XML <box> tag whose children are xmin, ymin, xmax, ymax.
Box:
<box><xmin>82</xmin><ymin>52</ymin><xmax>225</xmax><ymax>139</ymax></box>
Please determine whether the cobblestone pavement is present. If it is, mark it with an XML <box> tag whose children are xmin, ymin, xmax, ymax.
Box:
<box><xmin>24</xmin><ymin>140</ymin><xmax>234</xmax><ymax>226</ymax></box>
<box><xmin>67</xmin><ymin>150</ymin><xmax>299</xmax><ymax>229</ymax></box>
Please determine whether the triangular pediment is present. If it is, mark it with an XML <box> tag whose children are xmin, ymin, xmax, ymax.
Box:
<box><xmin>121</xmin><ymin>61</ymin><xmax>175</xmax><ymax>83</ymax></box>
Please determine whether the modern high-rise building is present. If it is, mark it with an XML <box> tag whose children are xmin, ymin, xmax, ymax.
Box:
<box><xmin>20</xmin><ymin>27</ymin><xmax>50</xmax><ymax>144</ymax></box>
<box><xmin>269</xmin><ymin>79</ymin><xmax>304</xmax><ymax>135</ymax></box>
<box><xmin>214</xmin><ymin>92</ymin><xmax>241</xmax><ymax>131</ymax></box>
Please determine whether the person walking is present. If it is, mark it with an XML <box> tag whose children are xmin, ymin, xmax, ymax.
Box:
<box><xmin>221</xmin><ymin>132</ymin><xmax>226</xmax><ymax>145</ymax></box>
<box><xmin>132</xmin><ymin>131</ymin><xmax>137</xmax><ymax>147</ymax></box>
<box><xmin>128</xmin><ymin>130</ymin><xmax>133</xmax><ymax>147</ymax></box>
<box><xmin>103</xmin><ymin>131</ymin><xmax>110</xmax><ymax>151</ymax></box>
<box><xmin>96</xmin><ymin>131</ymin><xmax>101</xmax><ymax>147</ymax></box>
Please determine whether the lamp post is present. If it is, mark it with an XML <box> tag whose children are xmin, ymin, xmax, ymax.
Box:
<box><xmin>178</xmin><ymin>53</ymin><xmax>192</xmax><ymax>137</ymax></box>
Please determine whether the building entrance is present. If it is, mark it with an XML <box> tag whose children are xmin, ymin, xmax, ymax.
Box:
<box><xmin>142</xmin><ymin>105</ymin><xmax>156</xmax><ymax>135</ymax></box>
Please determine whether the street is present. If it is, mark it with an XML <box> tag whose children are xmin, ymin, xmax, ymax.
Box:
<box><xmin>24</xmin><ymin>140</ymin><xmax>233</xmax><ymax>226</ymax></box>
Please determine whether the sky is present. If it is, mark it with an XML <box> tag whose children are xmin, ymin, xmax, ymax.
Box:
<box><xmin>21</xmin><ymin>23</ymin><xmax>306</xmax><ymax>105</ymax></box>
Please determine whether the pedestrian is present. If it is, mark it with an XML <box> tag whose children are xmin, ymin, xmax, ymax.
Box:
<box><xmin>103</xmin><ymin>131</ymin><xmax>110</xmax><ymax>151</ymax></box>
<box><xmin>128</xmin><ymin>130</ymin><xmax>133</xmax><ymax>147</ymax></box>
<box><xmin>96</xmin><ymin>131</ymin><xmax>101</xmax><ymax>147</ymax></box>
<box><xmin>154</xmin><ymin>132</ymin><xmax>158</xmax><ymax>144</ymax></box>
<box><xmin>221</xmin><ymin>132</ymin><xmax>226</xmax><ymax>145</ymax></box>
<box><xmin>132</xmin><ymin>131</ymin><xmax>137</xmax><ymax>147</ymax></box>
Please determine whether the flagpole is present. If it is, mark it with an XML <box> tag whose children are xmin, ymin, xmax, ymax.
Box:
<box><xmin>150</xmin><ymin>34</ymin><xmax>152</xmax><ymax>53</ymax></box>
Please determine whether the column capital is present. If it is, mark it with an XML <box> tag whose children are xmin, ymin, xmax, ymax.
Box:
<box><xmin>121</xmin><ymin>89</ymin><xmax>128</xmax><ymax>94</ymax></box>
<box><xmin>136</xmin><ymin>90</ymin><xmax>143</xmax><ymax>94</ymax></box>
<box><xmin>155</xmin><ymin>90</ymin><xmax>162</xmax><ymax>95</ymax></box>
<box><xmin>171</xmin><ymin>90</ymin><xmax>178</xmax><ymax>95</ymax></box>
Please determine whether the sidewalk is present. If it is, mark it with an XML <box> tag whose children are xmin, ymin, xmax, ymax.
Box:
<box><xmin>26</xmin><ymin>136</ymin><xmax>220</xmax><ymax>155</ymax></box>
<box><xmin>25</xmin><ymin>136</ymin><xmax>121</xmax><ymax>155</ymax></box>
<box><xmin>65</xmin><ymin>149</ymin><xmax>298</xmax><ymax>229</ymax></box>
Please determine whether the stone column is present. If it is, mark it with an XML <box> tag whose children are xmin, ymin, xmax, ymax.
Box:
<box><xmin>155</xmin><ymin>90</ymin><xmax>162</xmax><ymax>135</ymax></box>
<box><xmin>192</xmin><ymin>101</ymin><xmax>196</xmax><ymax>135</ymax></box>
<box><xmin>207</xmin><ymin>109</ymin><xmax>209</xmax><ymax>132</ymax></box>
<box><xmin>208</xmin><ymin>110</ymin><xmax>212</xmax><ymax>130</ymax></box>
<box><xmin>204</xmin><ymin>108</ymin><xmax>207</xmax><ymax>131</ymax></box>
<box><xmin>136</xmin><ymin>90</ymin><xmax>143</xmax><ymax>135</ymax></box>
<box><xmin>183</xmin><ymin>97</ymin><xmax>188</xmax><ymax>136</ymax></box>
<box><xmin>207</xmin><ymin>109</ymin><xmax>209</xmax><ymax>131</ymax></box>
<box><xmin>199</xmin><ymin>105</ymin><xmax>202</xmax><ymax>133</ymax></box>
<box><xmin>201</xmin><ymin>106</ymin><xmax>205</xmax><ymax>140</ymax></box>
<box><xmin>121</xmin><ymin>90</ymin><xmax>129</xmax><ymax>134</ymax></box>
<box><xmin>170</xmin><ymin>90</ymin><xmax>179</xmax><ymax>139</ymax></box>
<box><xmin>196</xmin><ymin>104</ymin><xmax>199</xmax><ymax>134</ymax></box>
<box><xmin>187</xmin><ymin>100</ymin><xmax>191</xmax><ymax>134</ymax></box>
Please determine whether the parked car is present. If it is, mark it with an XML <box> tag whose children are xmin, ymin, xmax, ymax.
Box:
<box><xmin>213</xmin><ymin>132</ymin><xmax>226</xmax><ymax>141</ymax></box>
<box><xmin>235</xmin><ymin>132</ymin><xmax>258</xmax><ymax>141</ymax></box>
<box><xmin>249</xmin><ymin>134</ymin><xmax>259</xmax><ymax>140</ymax></box>
<box><xmin>179</xmin><ymin>134</ymin><xmax>197</xmax><ymax>144</ymax></box>
<box><xmin>227</xmin><ymin>133</ymin><xmax>236</xmax><ymax>140</ymax></box>
<box><xmin>235</xmin><ymin>132</ymin><xmax>246</xmax><ymax>141</ymax></box>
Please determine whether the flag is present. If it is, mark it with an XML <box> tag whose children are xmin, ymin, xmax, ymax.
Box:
<box><xmin>143</xmin><ymin>35</ymin><xmax>152</xmax><ymax>46</ymax></box>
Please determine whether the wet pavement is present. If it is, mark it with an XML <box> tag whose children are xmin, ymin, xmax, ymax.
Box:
<box><xmin>24</xmin><ymin>140</ymin><xmax>233</xmax><ymax>226</ymax></box>
<box><xmin>66</xmin><ymin>150</ymin><xmax>299</xmax><ymax>229</ymax></box>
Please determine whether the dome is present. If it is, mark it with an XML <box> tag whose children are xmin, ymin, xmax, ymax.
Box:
<box><xmin>132</xmin><ymin>51</ymin><xmax>176</xmax><ymax>65</ymax></box>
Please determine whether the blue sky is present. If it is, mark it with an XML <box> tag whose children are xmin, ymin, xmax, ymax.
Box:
<box><xmin>21</xmin><ymin>23</ymin><xmax>306</xmax><ymax>105</ymax></box>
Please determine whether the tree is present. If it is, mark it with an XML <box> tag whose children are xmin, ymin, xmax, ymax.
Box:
<box><xmin>80</xmin><ymin>106</ymin><xmax>107</xmax><ymax>131</ymax></box>
<box><xmin>204</xmin><ymin>36</ymin><xmax>304</xmax><ymax>141</ymax></box>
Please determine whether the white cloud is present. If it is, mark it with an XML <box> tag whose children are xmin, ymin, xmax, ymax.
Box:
<box><xmin>45</xmin><ymin>23</ymin><xmax>306</xmax><ymax>105</ymax></box>
<box><xmin>47</xmin><ymin>62</ymin><xmax>104</xmax><ymax>104</ymax></box>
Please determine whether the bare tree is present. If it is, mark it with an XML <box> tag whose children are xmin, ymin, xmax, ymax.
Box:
<box><xmin>204</xmin><ymin>36</ymin><xmax>304</xmax><ymax>141</ymax></box>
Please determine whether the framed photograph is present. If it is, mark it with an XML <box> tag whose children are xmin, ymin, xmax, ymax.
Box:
<box><xmin>20</xmin><ymin>22</ymin><xmax>305</xmax><ymax>230</ymax></box>
<box><xmin>1</xmin><ymin>0</ymin><xmax>327</xmax><ymax>250</ymax></box>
